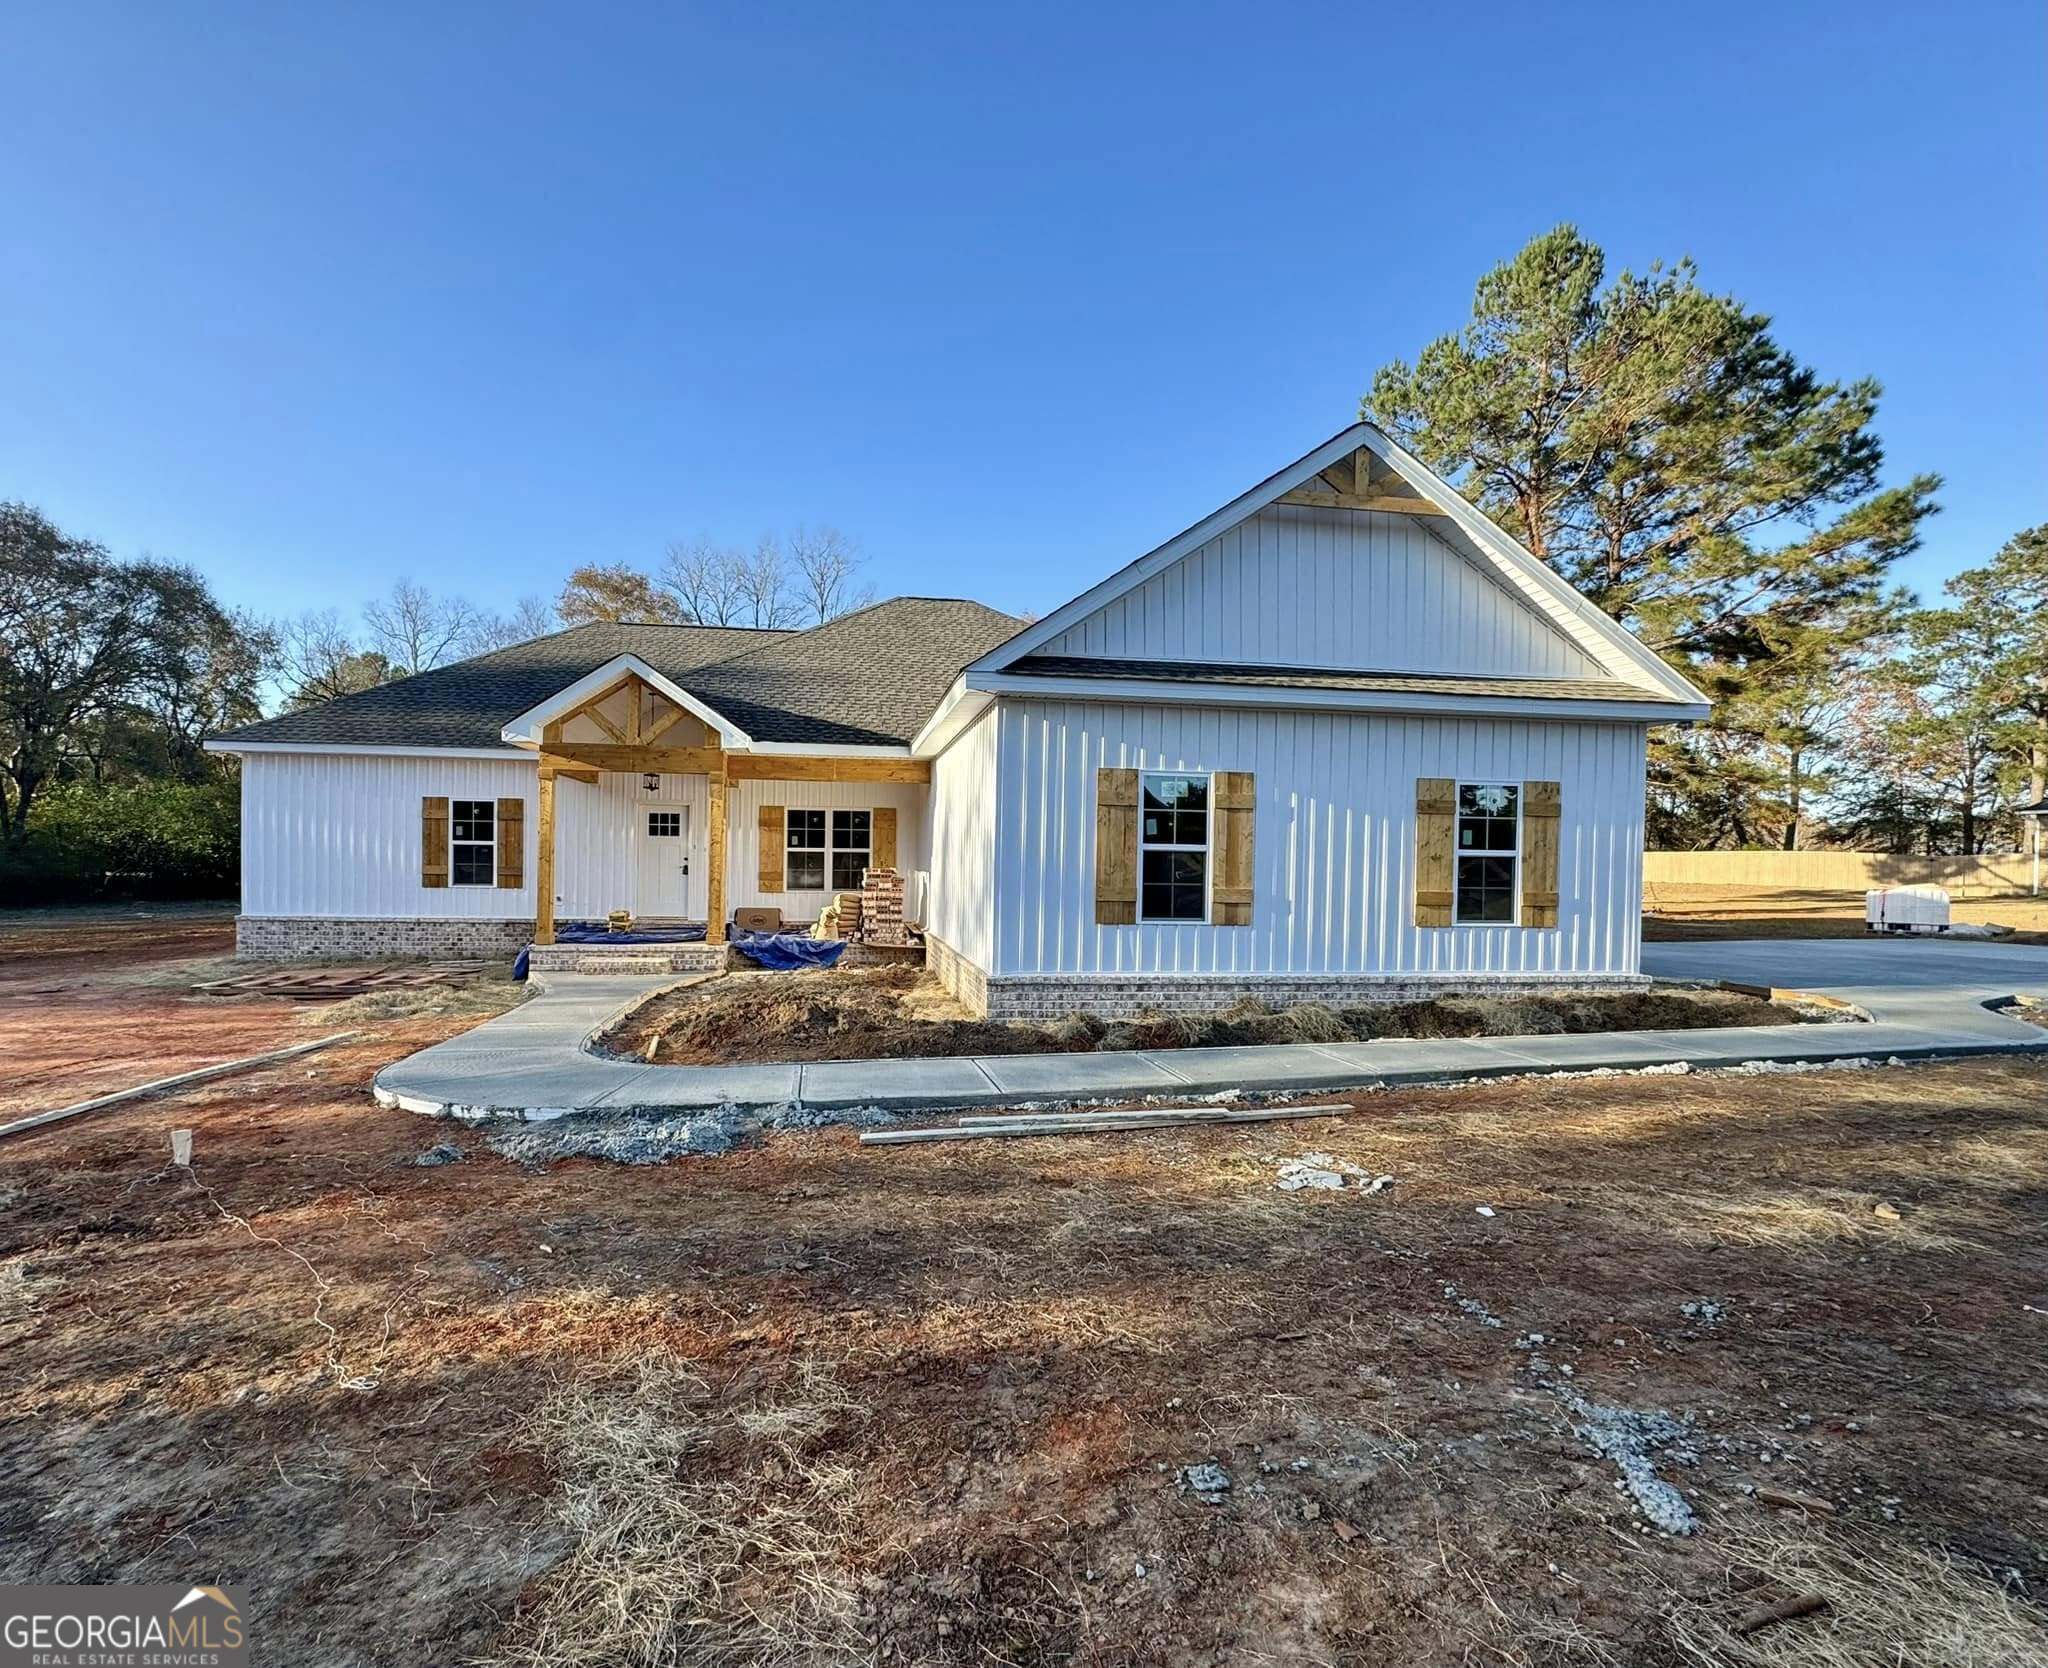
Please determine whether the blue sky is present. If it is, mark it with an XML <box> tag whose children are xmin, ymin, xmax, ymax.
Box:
<box><xmin>4</xmin><ymin>1</ymin><xmax>2041</xmax><ymax>630</ymax></box>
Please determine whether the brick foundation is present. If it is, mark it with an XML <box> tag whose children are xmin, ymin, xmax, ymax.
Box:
<box><xmin>235</xmin><ymin>916</ymin><xmax>533</xmax><ymax>961</ymax></box>
<box><xmin>975</xmin><ymin>970</ymin><xmax>1649</xmax><ymax>1022</ymax></box>
<box><xmin>523</xmin><ymin>941</ymin><xmax>728</xmax><ymax>976</ymax></box>
<box><xmin>924</xmin><ymin>934</ymin><xmax>992</xmax><ymax>1015</ymax></box>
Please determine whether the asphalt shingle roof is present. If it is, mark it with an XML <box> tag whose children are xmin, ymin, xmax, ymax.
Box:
<box><xmin>1007</xmin><ymin>655</ymin><xmax>1685</xmax><ymax>705</ymax></box>
<box><xmin>217</xmin><ymin>599</ymin><xmax>1027</xmax><ymax>751</ymax></box>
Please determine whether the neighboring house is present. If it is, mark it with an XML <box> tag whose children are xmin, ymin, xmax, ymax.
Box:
<box><xmin>208</xmin><ymin>423</ymin><xmax>1709</xmax><ymax>1017</ymax></box>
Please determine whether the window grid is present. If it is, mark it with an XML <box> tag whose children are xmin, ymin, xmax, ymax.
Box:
<box><xmin>1453</xmin><ymin>782</ymin><xmax>1520</xmax><ymax>925</ymax></box>
<box><xmin>450</xmin><ymin>798</ymin><xmax>495</xmax><ymax>888</ymax></box>
<box><xmin>831</xmin><ymin>810</ymin><xmax>871</xmax><ymax>892</ymax></box>
<box><xmin>1139</xmin><ymin>772</ymin><xmax>1209</xmax><ymax>923</ymax></box>
<box><xmin>786</xmin><ymin>808</ymin><xmax>826</xmax><ymax>891</ymax></box>
<box><xmin>647</xmin><ymin>811</ymin><xmax>681</xmax><ymax>838</ymax></box>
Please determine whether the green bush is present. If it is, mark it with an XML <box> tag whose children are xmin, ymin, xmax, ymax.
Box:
<box><xmin>0</xmin><ymin>777</ymin><xmax>240</xmax><ymax>903</ymax></box>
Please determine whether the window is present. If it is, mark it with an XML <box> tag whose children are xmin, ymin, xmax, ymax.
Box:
<box><xmin>1454</xmin><ymin>783</ymin><xmax>1520</xmax><ymax>924</ymax></box>
<box><xmin>831</xmin><ymin>810</ymin><xmax>871</xmax><ymax>891</ymax></box>
<box><xmin>786</xmin><ymin>808</ymin><xmax>826</xmax><ymax>890</ymax></box>
<box><xmin>1139</xmin><ymin>772</ymin><xmax>1208</xmax><ymax>922</ymax></box>
<box><xmin>451</xmin><ymin>799</ymin><xmax>496</xmax><ymax>887</ymax></box>
<box><xmin>647</xmin><ymin>811</ymin><xmax>681</xmax><ymax>838</ymax></box>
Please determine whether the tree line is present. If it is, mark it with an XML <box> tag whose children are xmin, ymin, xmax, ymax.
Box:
<box><xmin>5</xmin><ymin>224</ymin><xmax>2040</xmax><ymax>900</ymax></box>
<box><xmin>0</xmin><ymin>513</ymin><xmax>874</xmax><ymax>897</ymax></box>
<box><xmin>1364</xmin><ymin>225</ymin><xmax>2043</xmax><ymax>855</ymax></box>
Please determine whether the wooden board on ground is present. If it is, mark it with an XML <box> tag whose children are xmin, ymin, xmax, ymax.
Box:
<box><xmin>860</xmin><ymin>1104</ymin><xmax>1351</xmax><ymax>1145</ymax></box>
<box><xmin>192</xmin><ymin>963</ymin><xmax>489</xmax><ymax>1002</ymax></box>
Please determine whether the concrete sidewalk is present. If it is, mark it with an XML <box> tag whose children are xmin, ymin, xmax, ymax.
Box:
<box><xmin>372</xmin><ymin>944</ymin><xmax>2048</xmax><ymax>1120</ymax></box>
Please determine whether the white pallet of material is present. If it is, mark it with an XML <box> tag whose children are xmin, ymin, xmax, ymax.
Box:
<box><xmin>1865</xmin><ymin>885</ymin><xmax>1952</xmax><ymax>933</ymax></box>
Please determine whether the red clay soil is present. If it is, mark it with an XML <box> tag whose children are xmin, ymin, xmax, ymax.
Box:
<box><xmin>0</xmin><ymin>916</ymin><xmax>293</xmax><ymax>1118</ymax></box>
<box><xmin>2</xmin><ymin>921</ymin><xmax>2045</xmax><ymax>1666</ymax></box>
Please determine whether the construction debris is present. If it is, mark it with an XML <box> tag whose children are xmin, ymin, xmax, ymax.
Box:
<box><xmin>1569</xmin><ymin>1399</ymin><xmax>1700</xmax><ymax>1536</ymax></box>
<box><xmin>1273</xmin><ymin>1153</ymin><xmax>1392</xmax><ymax>1193</ymax></box>
<box><xmin>194</xmin><ymin>963</ymin><xmax>488</xmax><ymax>1002</ymax></box>
<box><xmin>859</xmin><ymin>1103</ymin><xmax>1351</xmax><ymax>1146</ymax></box>
<box><xmin>1732</xmin><ymin>1594</ymin><xmax>1830</xmax><ymax>1637</ymax></box>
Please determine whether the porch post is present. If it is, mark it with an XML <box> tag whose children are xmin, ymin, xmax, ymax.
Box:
<box><xmin>706</xmin><ymin>756</ymin><xmax>728</xmax><ymax>942</ymax></box>
<box><xmin>535</xmin><ymin>767</ymin><xmax>557</xmax><ymax>945</ymax></box>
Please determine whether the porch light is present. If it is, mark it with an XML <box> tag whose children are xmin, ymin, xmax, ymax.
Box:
<box><xmin>643</xmin><ymin>772</ymin><xmax>660</xmax><ymax>794</ymax></box>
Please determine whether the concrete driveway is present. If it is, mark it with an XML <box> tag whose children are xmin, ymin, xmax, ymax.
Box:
<box><xmin>1643</xmin><ymin>936</ymin><xmax>2048</xmax><ymax>1038</ymax></box>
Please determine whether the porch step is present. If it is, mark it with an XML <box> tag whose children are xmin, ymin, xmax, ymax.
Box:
<box><xmin>525</xmin><ymin>943</ymin><xmax>729</xmax><ymax>977</ymax></box>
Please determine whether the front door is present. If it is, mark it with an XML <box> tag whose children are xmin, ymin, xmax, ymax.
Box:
<box><xmin>635</xmin><ymin>802</ymin><xmax>694</xmax><ymax>920</ymax></box>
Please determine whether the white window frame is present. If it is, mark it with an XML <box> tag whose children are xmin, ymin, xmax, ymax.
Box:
<box><xmin>450</xmin><ymin>798</ymin><xmax>496</xmax><ymax>888</ymax></box>
<box><xmin>646</xmin><ymin>810</ymin><xmax>682</xmax><ymax>838</ymax></box>
<box><xmin>830</xmin><ymin>809</ymin><xmax>872</xmax><ymax>893</ymax></box>
<box><xmin>1137</xmin><ymin>769</ymin><xmax>1212</xmax><ymax>925</ymax></box>
<box><xmin>1452</xmin><ymin>780</ymin><xmax>1521</xmax><ymax>926</ymax></box>
<box><xmin>786</xmin><ymin>808</ymin><xmax>827</xmax><ymax>891</ymax></box>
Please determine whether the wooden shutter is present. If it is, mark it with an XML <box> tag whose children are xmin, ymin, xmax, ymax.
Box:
<box><xmin>757</xmin><ymin>804</ymin><xmax>785</xmax><ymax>892</ymax></box>
<box><xmin>1521</xmin><ymin>780</ymin><xmax>1561</xmax><ymax>927</ymax></box>
<box><xmin>421</xmin><ymin>796</ymin><xmax>449</xmax><ymax>889</ymax></box>
<box><xmin>872</xmin><ymin>805</ymin><xmax>898</xmax><ymax>869</ymax></box>
<box><xmin>496</xmin><ymin>797</ymin><xmax>525</xmax><ymax>888</ymax></box>
<box><xmin>1094</xmin><ymin>768</ymin><xmax>1139</xmax><ymax>925</ymax></box>
<box><xmin>1414</xmin><ymin>778</ymin><xmax>1454</xmax><ymax>927</ymax></box>
<box><xmin>1211</xmin><ymin>771</ymin><xmax>1255</xmax><ymax>926</ymax></box>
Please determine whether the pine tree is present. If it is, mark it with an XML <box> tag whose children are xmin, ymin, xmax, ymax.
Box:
<box><xmin>1363</xmin><ymin>227</ymin><xmax>1937</xmax><ymax>845</ymax></box>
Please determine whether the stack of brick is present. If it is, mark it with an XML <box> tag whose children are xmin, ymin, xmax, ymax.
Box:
<box><xmin>816</xmin><ymin>891</ymin><xmax>863</xmax><ymax>940</ymax></box>
<box><xmin>860</xmin><ymin>867</ymin><xmax>906</xmax><ymax>946</ymax></box>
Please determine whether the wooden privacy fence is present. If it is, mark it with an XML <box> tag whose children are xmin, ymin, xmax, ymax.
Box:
<box><xmin>1644</xmin><ymin>850</ymin><xmax>2039</xmax><ymax>897</ymax></box>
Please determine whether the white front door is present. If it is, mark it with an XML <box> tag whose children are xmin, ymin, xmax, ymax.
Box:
<box><xmin>634</xmin><ymin>801</ymin><xmax>694</xmax><ymax>920</ymax></box>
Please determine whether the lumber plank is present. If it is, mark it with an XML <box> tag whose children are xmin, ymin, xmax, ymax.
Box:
<box><xmin>0</xmin><ymin>1033</ymin><xmax>361</xmax><ymax>1142</ymax></box>
<box><xmin>952</xmin><ymin>1103</ymin><xmax>1352</xmax><ymax>1128</ymax></box>
<box><xmin>724</xmin><ymin>754</ymin><xmax>930</xmax><ymax>784</ymax></box>
<box><xmin>859</xmin><ymin>1105</ymin><xmax>1348</xmax><ymax>1145</ymax></box>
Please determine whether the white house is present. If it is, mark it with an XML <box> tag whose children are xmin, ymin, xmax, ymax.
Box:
<box><xmin>209</xmin><ymin>423</ymin><xmax>1709</xmax><ymax>1018</ymax></box>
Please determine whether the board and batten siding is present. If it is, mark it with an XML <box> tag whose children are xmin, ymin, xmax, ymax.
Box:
<box><xmin>723</xmin><ymin>776</ymin><xmax>928</xmax><ymax>918</ymax></box>
<box><xmin>241</xmin><ymin>751</ymin><xmax>539</xmax><ymax>918</ymax></box>
<box><xmin>921</xmin><ymin>705</ymin><xmax>998</xmax><ymax>969</ymax></box>
<box><xmin>990</xmin><ymin>699</ymin><xmax>1646</xmax><ymax>980</ymax></box>
<box><xmin>1042</xmin><ymin>503</ymin><xmax>1602</xmax><ymax>679</ymax></box>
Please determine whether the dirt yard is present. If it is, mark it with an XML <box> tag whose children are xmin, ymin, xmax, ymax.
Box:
<box><xmin>1644</xmin><ymin>884</ymin><xmax>2048</xmax><ymax>944</ymax></box>
<box><xmin>2</xmin><ymin>919</ymin><xmax>2044</xmax><ymax>1664</ymax></box>
<box><xmin>602</xmin><ymin>966</ymin><xmax>1811</xmax><ymax>1065</ymax></box>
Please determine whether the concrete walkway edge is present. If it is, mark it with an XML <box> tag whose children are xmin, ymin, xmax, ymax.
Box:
<box><xmin>371</xmin><ymin>945</ymin><xmax>2048</xmax><ymax>1121</ymax></box>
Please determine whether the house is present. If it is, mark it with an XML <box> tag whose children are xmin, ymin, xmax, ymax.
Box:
<box><xmin>208</xmin><ymin>423</ymin><xmax>1710</xmax><ymax>1018</ymax></box>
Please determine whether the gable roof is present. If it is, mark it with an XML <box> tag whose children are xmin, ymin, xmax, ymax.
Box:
<box><xmin>213</xmin><ymin>599</ymin><xmax>1025</xmax><ymax>752</ymax></box>
<box><xmin>971</xmin><ymin>423</ymin><xmax>1711</xmax><ymax>716</ymax></box>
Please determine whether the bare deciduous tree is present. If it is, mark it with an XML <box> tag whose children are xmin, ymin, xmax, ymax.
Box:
<box><xmin>362</xmin><ymin>579</ymin><xmax>483</xmax><ymax>674</ymax></box>
<box><xmin>788</xmin><ymin>526</ymin><xmax>874</xmax><ymax>624</ymax></box>
<box><xmin>272</xmin><ymin>609</ymin><xmax>395</xmax><ymax>710</ymax></box>
<box><xmin>463</xmin><ymin>595</ymin><xmax>559</xmax><ymax>654</ymax></box>
<box><xmin>659</xmin><ymin>538</ymin><xmax>749</xmax><ymax>626</ymax></box>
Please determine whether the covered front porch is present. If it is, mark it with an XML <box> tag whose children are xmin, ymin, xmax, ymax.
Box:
<box><xmin>502</xmin><ymin>654</ymin><xmax>930</xmax><ymax>956</ymax></box>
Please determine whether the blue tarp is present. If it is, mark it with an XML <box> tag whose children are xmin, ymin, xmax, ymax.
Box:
<box><xmin>729</xmin><ymin>929</ymin><xmax>850</xmax><ymax>971</ymax></box>
<box><xmin>514</xmin><ymin>921</ymin><xmax>707</xmax><ymax>980</ymax></box>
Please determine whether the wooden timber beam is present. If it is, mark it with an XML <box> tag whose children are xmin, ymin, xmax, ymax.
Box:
<box><xmin>724</xmin><ymin>753</ymin><xmax>931</xmax><ymax>785</ymax></box>
<box><xmin>1277</xmin><ymin>487</ymin><xmax>1450</xmax><ymax>517</ymax></box>
<box><xmin>706</xmin><ymin>754</ymin><xmax>728</xmax><ymax>944</ymax></box>
<box><xmin>539</xmin><ymin>762</ymin><xmax>599</xmax><ymax>783</ymax></box>
<box><xmin>623</xmin><ymin>674</ymin><xmax>645</xmax><ymax>744</ymax></box>
<box><xmin>539</xmin><ymin>743</ymin><xmax>725</xmax><ymax>775</ymax></box>
<box><xmin>535</xmin><ymin>769</ymin><xmax>557</xmax><ymax>945</ymax></box>
<box><xmin>644</xmin><ymin>699</ymin><xmax>689</xmax><ymax>745</ymax></box>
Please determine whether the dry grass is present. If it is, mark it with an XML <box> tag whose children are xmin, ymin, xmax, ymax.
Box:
<box><xmin>309</xmin><ymin>975</ymin><xmax>529</xmax><ymax>1028</ymax></box>
<box><xmin>490</xmin><ymin>1356</ymin><xmax>868</xmax><ymax>1668</ymax></box>
<box><xmin>1665</xmin><ymin>1520</ymin><xmax>2048</xmax><ymax>1667</ymax></box>
<box><xmin>1643</xmin><ymin>883</ymin><xmax>2048</xmax><ymax>944</ymax></box>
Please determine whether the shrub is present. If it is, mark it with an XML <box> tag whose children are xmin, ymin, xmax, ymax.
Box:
<box><xmin>0</xmin><ymin>777</ymin><xmax>240</xmax><ymax>902</ymax></box>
